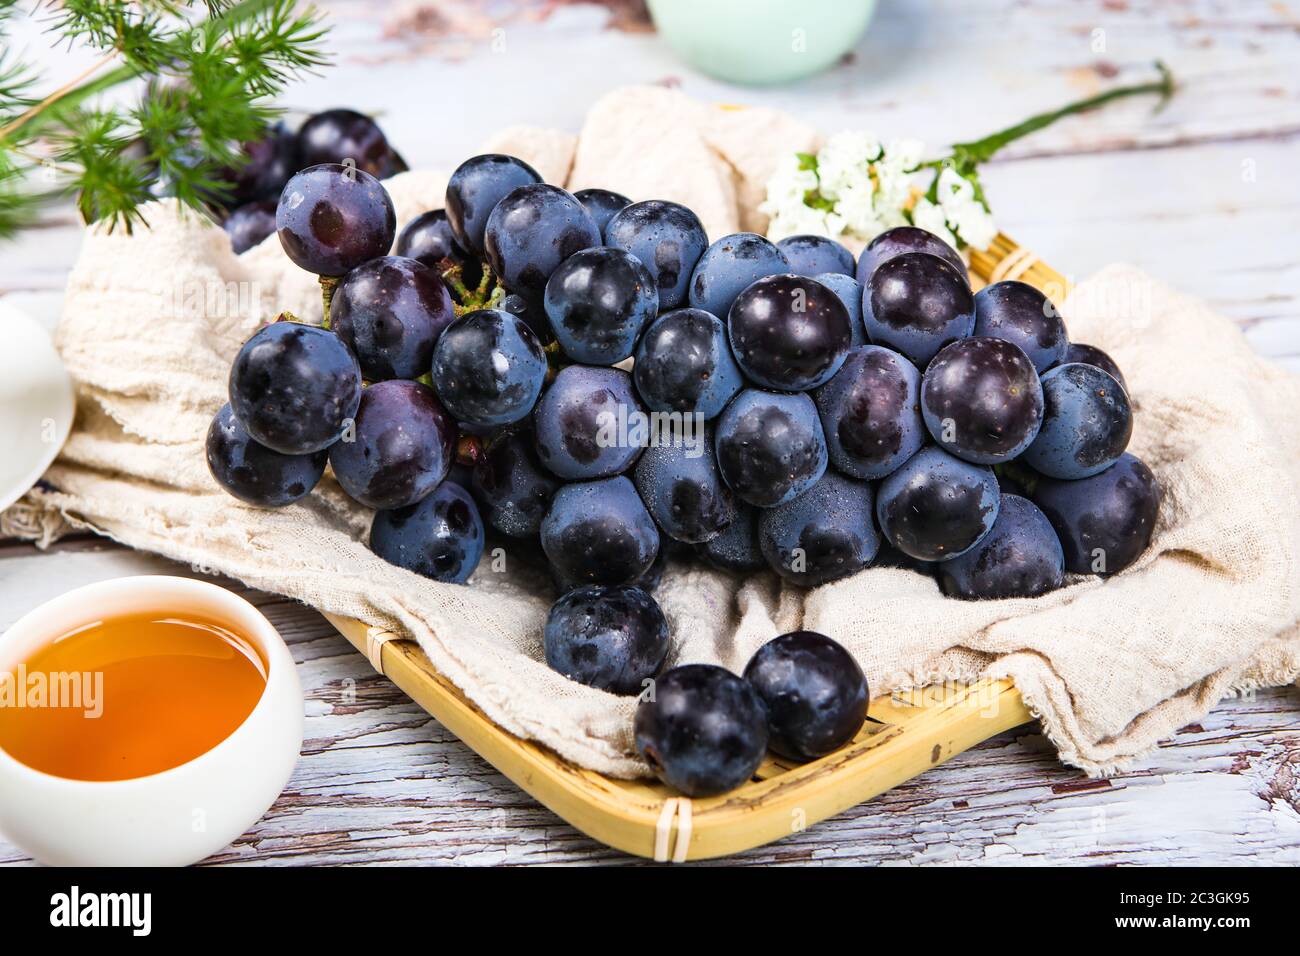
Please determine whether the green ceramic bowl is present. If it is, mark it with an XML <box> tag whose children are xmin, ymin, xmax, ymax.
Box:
<box><xmin>647</xmin><ymin>0</ymin><xmax>877</xmax><ymax>86</ymax></box>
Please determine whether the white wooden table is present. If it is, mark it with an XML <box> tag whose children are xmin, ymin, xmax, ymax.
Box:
<box><xmin>2</xmin><ymin>0</ymin><xmax>1298</xmax><ymax>865</ymax></box>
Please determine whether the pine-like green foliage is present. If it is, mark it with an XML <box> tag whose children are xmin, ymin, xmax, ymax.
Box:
<box><xmin>0</xmin><ymin>0</ymin><xmax>330</xmax><ymax>238</ymax></box>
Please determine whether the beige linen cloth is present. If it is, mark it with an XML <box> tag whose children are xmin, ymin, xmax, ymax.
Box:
<box><xmin>4</xmin><ymin>88</ymin><xmax>1299</xmax><ymax>778</ymax></box>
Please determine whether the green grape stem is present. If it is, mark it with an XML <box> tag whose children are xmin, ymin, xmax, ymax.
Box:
<box><xmin>319</xmin><ymin>275</ymin><xmax>340</xmax><ymax>326</ymax></box>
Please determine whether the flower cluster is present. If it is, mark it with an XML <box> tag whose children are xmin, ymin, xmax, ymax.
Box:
<box><xmin>760</xmin><ymin>132</ymin><xmax>997</xmax><ymax>252</ymax></box>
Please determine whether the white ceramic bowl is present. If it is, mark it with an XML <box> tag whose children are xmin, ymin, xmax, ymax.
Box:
<box><xmin>0</xmin><ymin>576</ymin><xmax>303</xmax><ymax>866</ymax></box>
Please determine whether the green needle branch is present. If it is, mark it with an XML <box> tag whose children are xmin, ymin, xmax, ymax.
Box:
<box><xmin>0</xmin><ymin>0</ymin><xmax>330</xmax><ymax>240</ymax></box>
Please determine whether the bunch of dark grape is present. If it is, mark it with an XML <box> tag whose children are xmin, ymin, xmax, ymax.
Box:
<box><xmin>209</xmin><ymin>151</ymin><xmax>1161</xmax><ymax>797</ymax></box>
<box><xmin>181</xmin><ymin>108</ymin><xmax>408</xmax><ymax>253</ymax></box>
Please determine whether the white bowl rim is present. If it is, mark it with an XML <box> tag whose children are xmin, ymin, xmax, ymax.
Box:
<box><xmin>0</xmin><ymin>574</ymin><xmax>291</xmax><ymax>791</ymax></box>
<box><xmin>0</xmin><ymin>302</ymin><xmax>75</xmax><ymax>514</ymax></box>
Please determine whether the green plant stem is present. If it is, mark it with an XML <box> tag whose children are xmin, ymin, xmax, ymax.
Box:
<box><xmin>319</xmin><ymin>276</ymin><xmax>339</xmax><ymax>326</ymax></box>
<box><xmin>941</xmin><ymin>61</ymin><xmax>1174</xmax><ymax>168</ymax></box>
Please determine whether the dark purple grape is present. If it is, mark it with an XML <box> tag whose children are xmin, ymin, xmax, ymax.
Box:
<box><xmin>533</xmin><ymin>365</ymin><xmax>645</xmax><ymax>480</ymax></box>
<box><xmin>728</xmin><ymin>274</ymin><xmax>852</xmax><ymax>391</ymax></box>
<box><xmin>471</xmin><ymin>426</ymin><xmax>559</xmax><ymax>537</ymax></box>
<box><xmin>328</xmin><ymin>380</ymin><xmax>456</xmax><ymax>510</ymax></box>
<box><xmin>445</xmin><ymin>153</ymin><xmax>541</xmax><ymax>255</ymax></box>
<box><xmin>224</xmin><ymin>199</ymin><xmax>277</xmax><ymax>254</ymax></box>
<box><xmin>814</xmin><ymin>272</ymin><xmax>866</xmax><ymax>346</ymax></box>
<box><xmin>544</xmin><ymin>584</ymin><xmax>668</xmax><ymax>695</ymax></box>
<box><xmin>484</xmin><ymin>184</ymin><xmax>601</xmax><ymax>300</ymax></box>
<box><xmin>298</xmin><ymin>109</ymin><xmax>400</xmax><ymax>179</ymax></box>
<box><xmin>330</xmin><ymin>256</ymin><xmax>455</xmax><ymax>381</ymax></box>
<box><xmin>500</xmin><ymin>292</ymin><xmax>554</xmax><ymax>345</ymax></box>
<box><xmin>229</xmin><ymin>321</ymin><xmax>361</xmax><ymax>455</ymax></box>
<box><xmin>813</xmin><ymin>345</ymin><xmax>925</xmax><ymax>480</ymax></box>
<box><xmin>544</xmin><ymin>246</ymin><xmax>657</xmax><ymax>364</ymax></box>
<box><xmin>758</xmin><ymin>471</ymin><xmax>879</xmax><ymax>587</ymax></box>
<box><xmin>1063</xmin><ymin>342</ymin><xmax>1128</xmax><ymax>394</ymax></box>
<box><xmin>1023</xmin><ymin>363</ymin><xmax>1131</xmax><ymax>479</ymax></box>
<box><xmin>370</xmin><ymin>481</ymin><xmax>484</xmax><ymax>584</ymax></box>
<box><xmin>697</xmin><ymin>503</ymin><xmax>765</xmax><ymax>573</ymax></box>
<box><xmin>876</xmin><ymin>446</ymin><xmax>999</xmax><ymax>562</ymax></box>
<box><xmin>921</xmin><ymin>336</ymin><xmax>1044</xmax><ymax>465</ymax></box>
<box><xmin>862</xmin><ymin>252</ymin><xmax>975</xmax><ymax>366</ymax></box>
<box><xmin>688</xmin><ymin>233</ymin><xmax>789</xmax><ymax>320</ymax></box>
<box><xmin>604</xmin><ymin>200</ymin><xmax>708</xmax><ymax>309</ymax></box>
<box><xmin>540</xmin><ymin>476</ymin><xmax>659</xmax><ymax>586</ymax></box>
<box><xmin>394</xmin><ymin>209</ymin><xmax>475</xmax><ymax>278</ymax></box>
<box><xmin>972</xmin><ymin>280</ymin><xmax>1069</xmax><ymax>373</ymax></box>
<box><xmin>744</xmin><ymin>631</ymin><xmax>868</xmax><ymax>762</ymax></box>
<box><xmin>220</xmin><ymin>123</ymin><xmax>299</xmax><ymax>208</ymax></box>
<box><xmin>777</xmin><ymin>234</ymin><xmax>855</xmax><ymax>278</ymax></box>
<box><xmin>276</xmin><ymin>165</ymin><xmax>396</xmax><ymax>277</ymax></box>
<box><xmin>633</xmin><ymin>429</ymin><xmax>735</xmax><ymax>544</ymax></box>
<box><xmin>430</xmin><ymin>308</ymin><xmax>547</xmax><ymax>428</ymax></box>
<box><xmin>574</xmin><ymin>187</ymin><xmax>631</xmax><ymax>237</ymax></box>
<box><xmin>1032</xmin><ymin>452</ymin><xmax>1161</xmax><ymax>576</ymax></box>
<box><xmin>634</xmin><ymin>664</ymin><xmax>768</xmax><ymax>796</ymax></box>
<box><xmin>856</xmin><ymin>225</ymin><xmax>967</xmax><ymax>287</ymax></box>
<box><xmin>715</xmin><ymin>389</ymin><xmax>827</xmax><ymax>508</ymax></box>
<box><xmin>633</xmin><ymin>308</ymin><xmax>743</xmax><ymax>419</ymax></box>
<box><xmin>206</xmin><ymin>403</ymin><xmax>327</xmax><ymax>507</ymax></box>
<box><xmin>938</xmin><ymin>494</ymin><xmax>1064</xmax><ymax>599</ymax></box>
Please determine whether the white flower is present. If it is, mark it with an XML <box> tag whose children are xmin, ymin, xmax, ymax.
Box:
<box><xmin>932</xmin><ymin>166</ymin><xmax>997</xmax><ymax>250</ymax></box>
<box><xmin>815</xmin><ymin>131</ymin><xmax>881</xmax><ymax>200</ymax></box>
<box><xmin>909</xmin><ymin>198</ymin><xmax>959</xmax><ymax>250</ymax></box>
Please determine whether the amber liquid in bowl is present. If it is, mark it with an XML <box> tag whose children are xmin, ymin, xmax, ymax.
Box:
<box><xmin>0</xmin><ymin>612</ymin><xmax>267</xmax><ymax>781</ymax></box>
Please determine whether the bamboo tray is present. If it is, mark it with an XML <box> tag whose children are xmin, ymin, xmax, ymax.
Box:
<box><xmin>325</xmin><ymin>234</ymin><xmax>1063</xmax><ymax>862</ymax></box>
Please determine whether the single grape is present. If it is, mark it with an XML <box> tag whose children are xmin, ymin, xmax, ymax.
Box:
<box><xmin>744</xmin><ymin>631</ymin><xmax>868</xmax><ymax>762</ymax></box>
<box><xmin>540</xmin><ymin>476</ymin><xmax>659</xmax><ymax>586</ymax></box>
<box><xmin>634</xmin><ymin>664</ymin><xmax>769</xmax><ymax>796</ymax></box>
<box><xmin>938</xmin><ymin>494</ymin><xmax>1065</xmax><ymax>599</ymax></box>
<box><xmin>229</xmin><ymin>321</ymin><xmax>361</xmax><ymax>455</ymax></box>
<box><xmin>688</xmin><ymin>233</ymin><xmax>789</xmax><ymax>320</ymax></box>
<box><xmin>813</xmin><ymin>344</ymin><xmax>925</xmax><ymax>480</ymax></box>
<box><xmin>862</xmin><ymin>252</ymin><xmax>975</xmax><ymax>366</ymax></box>
<box><xmin>1032</xmin><ymin>452</ymin><xmax>1161</xmax><ymax>576</ymax></box>
<box><xmin>972</xmin><ymin>280</ymin><xmax>1069</xmax><ymax>373</ymax></box>
<box><xmin>206</xmin><ymin>403</ymin><xmax>327</xmax><ymax>507</ymax></box>
<box><xmin>471</xmin><ymin>426</ymin><xmax>558</xmax><ymax>537</ymax></box>
<box><xmin>777</xmin><ymin>234</ymin><xmax>855</xmax><ymax>278</ymax></box>
<box><xmin>715</xmin><ymin>389</ymin><xmax>827</xmax><ymax>508</ymax></box>
<box><xmin>394</xmin><ymin>209</ymin><xmax>476</xmax><ymax>279</ymax></box>
<box><xmin>220</xmin><ymin>123</ymin><xmax>299</xmax><ymax>208</ymax></box>
<box><xmin>697</xmin><ymin>503</ymin><xmax>765</xmax><ymax>573</ymax></box>
<box><xmin>485</xmin><ymin>295</ymin><xmax>549</xmax><ymax>350</ymax></box>
<box><xmin>484</xmin><ymin>184</ymin><xmax>601</xmax><ymax>300</ymax></box>
<box><xmin>921</xmin><ymin>336</ymin><xmax>1044</xmax><ymax>464</ymax></box>
<box><xmin>876</xmin><ymin>446</ymin><xmax>999</xmax><ymax>562</ymax></box>
<box><xmin>633</xmin><ymin>308</ymin><xmax>743</xmax><ymax>419</ymax></box>
<box><xmin>445</xmin><ymin>153</ymin><xmax>542</xmax><ymax>255</ymax></box>
<box><xmin>330</xmin><ymin>256</ymin><xmax>455</xmax><ymax>381</ymax></box>
<box><xmin>544</xmin><ymin>584</ymin><xmax>669</xmax><ymax>695</ymax></box>
<box><xmin>855</xmin><ymin>225</ymin><xmax>967</xmax><ymax>287</ymax></box>
<box><xmin>533</xmin><ymin>364</ymin><xmax>645</xmax><ymax>480</ymax></box>
<box><xmin>604</xmin><ymin>200</ymin><xmax>708</xmax><ymax>309</ymax></box>
<box><xmin>544</xmin><ymin>246</ymin><xmax>657</xmax><ymax>364</ymax></box>
<box><xmin>370</xmin><ymin>481</ymin><xmax>484</xmax><ymax>584</ymax></box>
<box><xmin>633</xmin><ymin>428</ymin><xmax>735</xmax><ymax>544</ymax></box>
<box><xmin>1063</xmin><ymin>342</ymin><xmax>1128</xmax><ymax>394</ymax></box>
<box><xmin>551</xmin><ymin>529</ymin><xmax>673</xmax><ymax>596</ymax></box>
<box><xmin>328</xmin><ymin>380</ymin><xmax>456</xmax><ymax>510</ymax></box>
<box><xmin>276</xmin><ymin>164</ymin><xmax>396</xmax><ymax>277</ymax></box>
<box><xmin>430</xmin><ymin>308</ymin><xmax>547</xmax><ymax>428</ymax></box>
<box><xmin>574</xmin><ymin>187</ymin><xmax>632</xmax><ymax>237</ymax></box>
<box><xmin>758</xmin><ymin>471</ymin><xmax>879</xmax><ymax>587</ymax></box>
<box><xmin>224</xmin><ymin>199</ymin><xmax>277</xmax><ymax>254</ymax></box>
<box><xmin>1022</xmin><ymin>363</ymin><xmax>1131</xmax><ymax>479</ymax></box>
<box><xmin>814</xmin><ymin>272</ymin><xmax>866</xmax><ymax>346</ymax></box>
<box><xmin>298</xmin><ymin>109</ymin><xmax>401</xmax><ymax>179</ymax></box>
<box><xmin>728</xmin><ymin>274</ymin><xmax>852</xmax><ymax>391</ymax></box>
